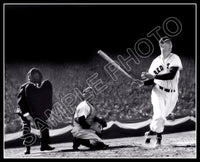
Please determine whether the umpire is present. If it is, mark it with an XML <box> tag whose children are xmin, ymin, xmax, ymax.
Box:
<box><xmin>17</xmin><ymin>68</ymin><xmax>55</xmax><ymax>154</ymax></box>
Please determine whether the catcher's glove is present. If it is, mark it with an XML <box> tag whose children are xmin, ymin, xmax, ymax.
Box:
<box><xmin>93</xmin><ymin>116</ymin><xmax>107</xmax><ymax>128</ymax></box>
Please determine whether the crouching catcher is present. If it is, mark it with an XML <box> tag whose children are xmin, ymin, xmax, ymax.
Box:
<box><xmin>71</xmin><ymin>87</ymin><xmax>109</xmax><ymax>150</ymax></box>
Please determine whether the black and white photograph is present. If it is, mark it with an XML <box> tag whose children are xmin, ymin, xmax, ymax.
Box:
<box><xmin>3</xmin><ymin>2</ymin><xmax>196</xmax><ymax>158</ymax></box>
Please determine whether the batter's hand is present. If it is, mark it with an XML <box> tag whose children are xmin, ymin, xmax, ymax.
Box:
<box><xmin>26</xmin><ymin>114</ymin><xmax>33</xmax><ymax>122</ymax></box>
<box><xmin>141</xmin><ymin>72</ymin><xmax>155</xmax><ymax>80</ymax></box>
<box><xmin>131</xmin><ymin>79</ymin><xmax>144</xmax><ymax>87</ymax></box>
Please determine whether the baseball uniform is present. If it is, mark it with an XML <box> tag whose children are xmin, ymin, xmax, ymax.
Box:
<box><xmin>71</xmin><ymin>100</ymin><xmax>104</xmax><ymax>144</ymax></box>
<box><xmin>148</xmin><ymin>53</ymin><xmax>183</xmax><ymax>133</ymax></box>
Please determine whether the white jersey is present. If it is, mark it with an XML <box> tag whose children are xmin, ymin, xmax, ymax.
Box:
<box><xmin>74</xmin><ymin>100</ymin><xmax>91</xmax><ymax>119</ymax></box>
<box><xmin>74</xmin><ymin>100</ymin><xmax>96</xmax><ymax>126</ymax></box>
<box><xmin>148</xmin><ymin>53</ymin><xmax>183</xmax><ymax>90</ymax></box>
<box><xmin>71</xmin><ymin>100</ymin><xmax>103</xmax><ymax>143</ymax></box>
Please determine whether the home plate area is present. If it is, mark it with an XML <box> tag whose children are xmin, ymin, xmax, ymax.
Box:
<box><xmin>4</xmin><ymin>131</ymin><xmax>196</xmax><ymax>158</ymax></box>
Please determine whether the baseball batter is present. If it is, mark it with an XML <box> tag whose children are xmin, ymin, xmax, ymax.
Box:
<box><xmin>140</xmin><ymin>37</ymin><xmax>183</xmax><ymax>146</ymax></box>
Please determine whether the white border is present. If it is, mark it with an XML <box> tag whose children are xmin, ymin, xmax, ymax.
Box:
<box><xmin>2</xmin><ymin>3</ymin><xmax>198</xmax><ymax>5</ymax></box>
<box><xmin>3</xmin><ymin>3</ymin><xmax>197</xmax><ymax>159</ymax></box>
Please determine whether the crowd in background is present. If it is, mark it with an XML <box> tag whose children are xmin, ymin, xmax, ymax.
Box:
<box><xmin>4</xmin><ymin>56</ymin><xmax>195</xmax><ymax>133</ymax></box>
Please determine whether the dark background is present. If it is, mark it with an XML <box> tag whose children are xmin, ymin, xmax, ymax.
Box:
<box><xmin>4</xmin><ymin>4</ymin><xmax>196</xmax><ymax>141</ymax></box>
<box><xmin>5</xmin><ymin>4</ymin><xmax>196</xmax><ymax>63</ymax></box>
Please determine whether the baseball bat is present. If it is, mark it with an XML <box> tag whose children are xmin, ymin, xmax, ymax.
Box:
<box><xmin>97</xmin><ymin>50</ymin><xmax>138</xmax><ymax>82</ymax></box>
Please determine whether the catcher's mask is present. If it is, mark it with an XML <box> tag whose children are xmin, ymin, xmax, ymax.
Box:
<box><xmin>27</xmin><ymin>68</ymin><xmax>43</xmax><ymax>84</ymax></box>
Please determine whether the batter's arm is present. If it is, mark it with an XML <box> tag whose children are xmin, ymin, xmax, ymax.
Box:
<box><xmin>142</xmin><ymin>66</ymin><xmax>179</xmax><ymax>81</ymax></box>
<box><xmin>154</xmin><ymin>66</ymin><xmax>179</xmax><ymax>80</ymax></box>
<box><xmin>143</xmin><ymin>79</ymin><xmax>155</xmax><ymax>86</ymax></box>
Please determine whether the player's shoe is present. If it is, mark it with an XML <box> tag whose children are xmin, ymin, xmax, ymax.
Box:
<box><xmin>100</xmin><ymin>143</ymin><xmax>109</xmax><ymax>149</ymax></box>
<box><xmin>40</xmin><ymin>145</ymin><xmax>55</xmax><ymax>151</ymax></box>
<box><xmin>154</xmin><ymin>137</ymin><xmax>162</xmax><ymax>148</ymax></box>
<box><xmin>144</xmin><ymin>131</ymin><xmax>155</xmax><ymax>144</ymax></box>
<box><xmin>145</xmin><ymin>138</ymin><xmax>151</xmax><ymax>144</ymax></box>
<box><xmin>24</xmin><ymin>146</ymin><xmax>30</xmax><ymax>155</ymax></box>
<box><xmin>72</xmin><ymin>137</ymin><xmax>81</xmax><ymax>150</ymax></box>
<box><xmin>90</xmin><ymin>142</ymin><xmax>109</xmax><ymax>150</ymax></box>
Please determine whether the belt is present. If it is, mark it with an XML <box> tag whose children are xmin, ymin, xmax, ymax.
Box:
<box><xmin>158</xmin><ymin>85</ymin><xmax>175</xmax><ymax>93</ymax></box>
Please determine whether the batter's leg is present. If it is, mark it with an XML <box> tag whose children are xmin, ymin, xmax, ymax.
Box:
<box><xmin>144</xmin><ymin>130</ymin><xmax>156</xmax><ymax>144</ymax></box>
<box><xmin>165</xmin><ymin>92</ymin><xmax>178</xmax><ymax>117</ymax></box>
<box><xmin>156</xmin><ymin>133</ymin><xmax>162</xmax><ymax>146</ymax></box>
<box><xmin>150</xmin><ymin>86</ymin><xmax>166</xmax><ymax>133</ymax></box>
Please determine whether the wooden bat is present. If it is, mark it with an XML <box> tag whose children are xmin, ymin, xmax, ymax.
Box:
<box><xmin>97</xmin><ymin>50</ymin><xmax>139</xmax><ymax>83</ymax></box>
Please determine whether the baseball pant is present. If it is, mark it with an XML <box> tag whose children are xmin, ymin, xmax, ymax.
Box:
<box><xmin>19</xmin><ymin>114</ymin><xmax>50</xmax><ymax>147</ymax></box>
<box><xmin>150</xmin><ymin>84</ymin><xmax>178</xmax><ymax>133</ymax></box>
<box><xmin>18</xmin><ymin>114</ymin><xmax>36</xmax><ymax>147</ymax></box>
<box><xmin>34</xmin><ymin>118</ymin><xmax>50</xmax><ymax>148</ymax></box>
<box><xmin>71</xmin><ymin>123</ymin><xmax>104</xmax><ymax>145</ymax></box>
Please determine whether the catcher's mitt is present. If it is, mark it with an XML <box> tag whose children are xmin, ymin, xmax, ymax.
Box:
<box><xmin>93</xmin><ymin>116</ymin><xmax>107</xmax><ymax>128</ymax></box>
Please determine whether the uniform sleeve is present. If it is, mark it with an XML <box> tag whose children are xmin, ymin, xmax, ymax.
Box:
<box><xmin>76</xmin><ymin>102</ymin><xmax>90</xmax><ymax>118</ymax></box>
<box><xmin>169</xmin><ymin>55</ymin><xmax>183</xmax><ymax>70</ymax></box>
<box><xmin>17</xmin><ymin>85</ymin><xmax>29</xmax><ymax>115</ymax></box>
<box><xmin>148</xmin><ymin>59</ymin><xmax>156</xmax><ymax>75</ymax></box>
<box><xmin>143</xmin><ymin>79</ymin><xmax>155</xmax><ymax>86</ymax></box>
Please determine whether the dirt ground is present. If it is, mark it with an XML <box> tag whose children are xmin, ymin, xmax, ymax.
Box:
<box><xmin>4</xmin><ymin>131</ymin><xmax>196</xmax><ymax>159</ymax></box>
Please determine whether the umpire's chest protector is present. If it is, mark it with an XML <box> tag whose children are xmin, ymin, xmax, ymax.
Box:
<box><xmin>25</xmin><ymin>80</ymin><xmax>53</xmax><ymax>120</ymax></box>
